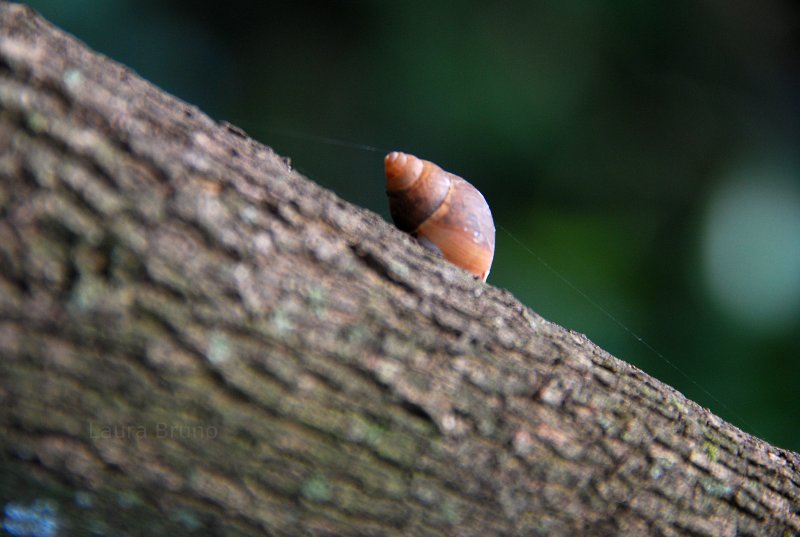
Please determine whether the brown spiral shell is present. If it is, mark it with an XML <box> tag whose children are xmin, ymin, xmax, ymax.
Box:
<box><xmin>384</xmin><ymin>151</ymin><xmax>495</xmax><ymax>281</ymax></box>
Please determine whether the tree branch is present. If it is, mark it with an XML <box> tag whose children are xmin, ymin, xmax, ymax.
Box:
<box><xmin>0</xmin><ymin>3</ymin><xmax>797</xmax><ymax>535</ymax></box>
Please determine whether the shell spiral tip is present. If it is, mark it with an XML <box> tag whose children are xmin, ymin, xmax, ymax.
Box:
<box><xmin>384</xmin><ymin>151</ymin><xmax>421</xmax><ymax>190</ymax></box>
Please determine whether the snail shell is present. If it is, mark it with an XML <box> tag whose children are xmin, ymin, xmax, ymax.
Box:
<box><xmin>384</xmin><ymin>151</ymin><xmax>495</xmax><ymax>281</ymax></box>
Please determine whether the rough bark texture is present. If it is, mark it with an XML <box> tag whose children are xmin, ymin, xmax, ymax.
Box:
<box><xmin>0</xmin><ymin>3</ymin><xmax>798</xmax><ymax>536</ymax></box>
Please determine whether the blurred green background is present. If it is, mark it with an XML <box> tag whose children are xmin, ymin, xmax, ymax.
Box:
<box><xmin>23</xmin><ymin>0</ymin><xmax>799</xmax><ymax>451</ymax></box>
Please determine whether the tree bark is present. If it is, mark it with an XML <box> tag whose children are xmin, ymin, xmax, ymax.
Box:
<box><xmin>0</xmin><ymin>3</ymin><xmax>797</xmax><ymax>536</ymax></box>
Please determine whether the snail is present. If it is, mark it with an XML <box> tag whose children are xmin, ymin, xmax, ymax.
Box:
<box><xmin>384</xmin><ymin>151</ymin><xmax>495</xmax><ymax>281</ymax></box>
